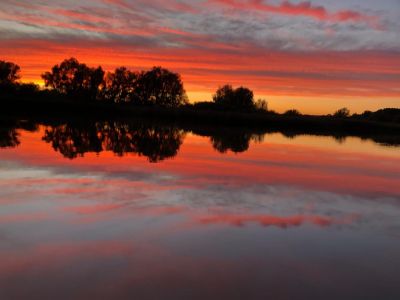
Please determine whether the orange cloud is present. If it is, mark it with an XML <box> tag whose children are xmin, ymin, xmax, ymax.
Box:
<box><xmin>1</xmin><ymin>39</ymin><xmax>399</xmax><ymax>104</ymax></box>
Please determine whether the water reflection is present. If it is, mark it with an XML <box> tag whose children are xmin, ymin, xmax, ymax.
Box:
<box><xmin>0</xmin><ymin>120</ymin><xmax>19</xmax><ymax>148</ymax></box>
<box><xmin>0</xmin><ymin>119</ymin><xmax>400</xmax><ymax>299</ymax></box>
<box><xmin>42</xmin><ymin>122</ymin><xmax>185</xmax><ymax>162</ymax></box>
<box><xmin>1</xmin><ymin>118</ymin><xmax>400</xmax><ymax>160</ymax></box>
<box><xmin>0</xmin><ymin>119</ymin><xmax>38</xmax><ymax>148</ymax></box>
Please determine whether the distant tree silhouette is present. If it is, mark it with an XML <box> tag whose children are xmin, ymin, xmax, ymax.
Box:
<box><xmin>17</xmin><ymin>83</ymin><xmax>40</xmax><ymax>96</ymax></box>
<box><xmin>284</xmin><ymin>109</ymin><xmax>301</xmax><ymax>116</ymax></box>
<box><xmin>355</xmin><ymin>108</ymin><xmax>400</xmax><ymax>124</ymax></box>
<box><xmin>102</xmin><ymin>67</ymin><xmax>138</xmax><ymax>103</ymax></box>
<box><xmin>42</xmin><ymin>58</ymin><xmax>104</xmax><ymax>101</ymax></box>
<box><xmin>255</xmin><ymin>99</ymin><xmax>268</xmax><ymax>111</ymax></box>
<box><xmin>213</xmin><ymin>85</ymin><xmax>255</xmax><ymax>109</ymax></box>
<box><xmin>334</xmin><ymin>107</ymin><xmax>350</xmax><ymax>118</ymax></box>
<box><xmin>135</xmin><ymin>67</ymin><xmax>187</xmax><ymax>106</ymax></box>
<box><xmin>0</xmin><ymin>60</ymin><xmax>20</xmax><ymax>87</ymax></box>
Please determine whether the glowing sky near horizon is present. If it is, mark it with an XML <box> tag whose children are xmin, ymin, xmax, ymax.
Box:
<box><xmin>0</xmin><ymin>0</ymin><xmax>399</xmax><ymax>113</ymax></box>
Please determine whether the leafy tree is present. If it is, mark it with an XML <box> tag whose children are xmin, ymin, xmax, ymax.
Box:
<box><xmin>0</xmin><ymin>60</ymin><xmax>20</xmax><ymax>89</ymax></box>
<box><xmin>334</xmin><ymin>107</ymin><xmax>350</xmax><ymax>118</ymax></box>
<box><xmin>102</xmin><ymin>67</ymin><xmax>138</xmax><ymax>103</ymax></box>
<box><xmin>135</xmin><ymin>67</ymin><xmax>187</xmax><ymax>107</ymax></box>
<box><xmin>42</xmin><ymin>58</ymin><xmax>104</xmax><ymax>101</ymax></box>
<box><xmin>213</xmin><ymin>85</ymin><xmax>255</xmax><ymax>109</ymax></box>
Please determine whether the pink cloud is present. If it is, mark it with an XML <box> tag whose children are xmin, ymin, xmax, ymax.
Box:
<box><xmin>210</xmin><ymin>0</ymin><xmax>380</xmax><ymax>27</ymax></box>
<box><xmin>195</xmin><ymin>213</ymin><xmax>358</xmax><ymax>228</ymax></box>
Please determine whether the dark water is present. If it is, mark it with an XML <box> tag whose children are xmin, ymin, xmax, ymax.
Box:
<box><xmin>0</xmin><ymin>120</ymin><xmax>399</xmax><ymax>299</ymax></box>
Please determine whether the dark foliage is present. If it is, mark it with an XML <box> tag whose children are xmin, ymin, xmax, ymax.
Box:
<box><xmin>213</xmin><ymin>85</ymin><xmax>255</xmax><ymax>110</ymax></box>
<box><xmin>42</xmin><ymin>58</ymin><xmax>104</xmax><ymax>101</ymax></box>
<box><xmin>284</xmin><ymin>109</ymin><xmax>301</xmax><ymax>116</ymax></box>
<box><xmin>0</xmin><ymin>60</ymin><xmax>20</xmax><ymax>87</ymax></box>
<box><xmin>102</xmin><ymin>67</ymin><xmax>138</xmax><ymax>103</ymax></box>
<box><xmin>334</xmin><ymin>107</ymin><xmax>350</xmax><ymax>118</ymax></box>
<box><xmin>353</xmin><ymin>108</ymin><xmax>400</xmax><ymax>124</ymax></box>
<box><xmin>134</xmin><ymin>67</ymin><xmax>187</xmax><ymax>107</ymax></box>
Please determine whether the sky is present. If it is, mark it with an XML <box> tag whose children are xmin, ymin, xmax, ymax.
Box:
<box><xmin>0</xmin><ymin>0</ymin><xmax>399</xmax><ymax>114</ymax></box>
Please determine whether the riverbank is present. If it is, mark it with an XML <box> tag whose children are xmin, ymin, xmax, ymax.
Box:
<box><xmin>1</xmin><ymin>96</ymin><xmax>400</xmax><ymax>147</ymax></box>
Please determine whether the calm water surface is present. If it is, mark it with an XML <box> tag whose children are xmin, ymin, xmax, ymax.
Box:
<box><xmin>0</xmin><ymin>121</ymin><xmax>399</xmax><ymax>299</ymax></box>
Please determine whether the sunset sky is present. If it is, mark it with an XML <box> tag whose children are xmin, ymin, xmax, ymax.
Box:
<box><xmin>0</xmin><ymin>0</ymin><xmax>399</xmax><ymax>114</ymax></box>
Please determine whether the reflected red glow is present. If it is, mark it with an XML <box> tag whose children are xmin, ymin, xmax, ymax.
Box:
<box><xmin>196</xmin><ymin>213</ymin><xmax>358</xmax><ymax>228</ymax></box>
<box><xmin>0</xmin><ymin>128</ymin><xmax>399</xmax><ymax>198</ymax></box>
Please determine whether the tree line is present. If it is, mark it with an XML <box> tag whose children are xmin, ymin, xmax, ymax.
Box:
<box><xmin>1</xmin><ymin>58</ymin><xmax>400</xmax><ymax>123</ymax></box>
<box><xmin>0</xmin><ymin>58</ymin><xmax>267</xmax><ymax>110</ymax></box>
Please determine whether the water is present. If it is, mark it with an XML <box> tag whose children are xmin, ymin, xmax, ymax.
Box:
<box><xmin>0</xmin><ymin>120</ymin><xmax>399</xmax><ymax>299</ymax></box>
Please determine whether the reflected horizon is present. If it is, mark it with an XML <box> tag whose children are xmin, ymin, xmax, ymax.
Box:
<box><xmin>1</xmin><ymin>119</ymin><xmax>399</xmax><ymax>161</ymax></box>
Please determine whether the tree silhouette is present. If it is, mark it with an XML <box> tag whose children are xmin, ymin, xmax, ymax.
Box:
<box><xmin>102</xmin><ymin>67</ymin><xmax>138</xmax><ymax>103</ymax></box>
<box><xmin>213</xmin><ymin>85</ymin><xmax>255</xmax><ymax>109</ymax></box>
<box><xmin>135</xmin><ymin>67</ymin><xmax>187</xmax><ymax>106</ymax></box>
<box><xmin>42</xmin><ymin>58</ymin><xmax>104</xmax><ymax>101</ymax></box>
<box><xmin>255</xmin><ymin>98</ymin><xmax>268</xmax><ymax>111</ymax></box>
<box><xmin>334</xmin><ymin>107</ymin><xmax>350</xmax><ymax>118</ymax></box>
<box><xmin>284</xmin><ymin>109</ymin><xmax>301</xmax><ymax>116</ymax></box>
<box><xmin>0</xmin><ymin>60</ymin><xmax>20</xmax><ymax>85</ymax></box>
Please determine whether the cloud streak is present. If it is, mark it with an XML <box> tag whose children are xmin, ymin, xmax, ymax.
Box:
<box><xmin>210</xmin><ymin>0</ymin><xmax>381</xmax><ymax>28</ymax></box>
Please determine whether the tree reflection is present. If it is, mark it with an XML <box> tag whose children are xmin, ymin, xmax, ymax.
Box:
<box><xmin>0</xmin><ymin>124</ymin><xmax>19</xmax><ymax>148</ymax></box>
<box><xmin>42</xmin><ymin>122</ymin><xmax>185</xmax><ymax>162</ymax></box>
<box><xmin>42</xmin><ymin>124</ymin><xmax>103</xmax><ymax>159</ymax></box>
<box><xmin>0</xmin><ymin>120</ymin><xmax>38</xmax><ymax>148</ymax></box>
<box><xmin>192</xmin><ymin>127</ymin><xmax>264</xmax><ymax>154</ymax></box>
<box><xmin>210</xmin><ymin>133</ymin><xmax>253</xmax><ymax>153</ymax></box>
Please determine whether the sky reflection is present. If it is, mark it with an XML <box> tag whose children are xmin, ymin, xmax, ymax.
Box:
<box><xmin>0</xmin><ymin>124</ymin><xmax>399</xmax><ymax>299</ymax></box>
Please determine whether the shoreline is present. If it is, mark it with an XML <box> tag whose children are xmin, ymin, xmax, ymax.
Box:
<box><xmin>1</xmin><ymin>97</ymin><xmax>399</xmax><ymax>148</ymax></box>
